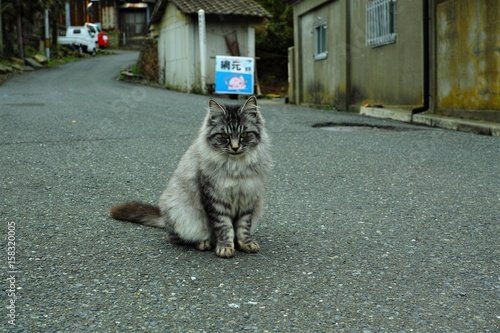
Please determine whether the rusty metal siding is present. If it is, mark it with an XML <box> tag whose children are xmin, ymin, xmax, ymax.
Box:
<box><xmin>101</xmin><ymin>5</ymin><xmax>117</xmax><ymax>30</ymax></box>
<box><xmin>436</xmin><ymin>0</ymin><xmax>500</xmax><ymax>113</ymax></box>
<box><xmin>61</xmin><ymin>0</ymin><xmax>117</xmax><ymax>29</ymax></box>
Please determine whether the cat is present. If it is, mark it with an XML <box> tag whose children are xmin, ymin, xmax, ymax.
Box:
<box><xmin>110</xmin><ymin>96</ymin><xmax>272</xmax><ymax>258</ymax></box>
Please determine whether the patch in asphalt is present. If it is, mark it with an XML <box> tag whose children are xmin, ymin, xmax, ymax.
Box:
<box><xmin>312</xmin><ymin>122</ymin><xmax>416</xmax><ymax>132</ymax></box>
<box><xmin>1</xmin><ymin>103</ymin><xmax>45</xmax><ymax>107</ymax></box>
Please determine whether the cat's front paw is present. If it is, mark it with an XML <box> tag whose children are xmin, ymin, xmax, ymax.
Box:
<box><xmin>215</xmin><ymin>246</ymin><xmax>235</xmax><ymax>258</ymax></box>
<box><xmin>238</xmin><ymin>241</ymin><xmax>260</xmax><ymax>253</ymax></box>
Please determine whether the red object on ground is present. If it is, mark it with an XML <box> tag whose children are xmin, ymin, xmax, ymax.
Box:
<box><xmin>97</xmin><ymin>32</ymin><xmax>109</xmax><ymax>48</ymax></box>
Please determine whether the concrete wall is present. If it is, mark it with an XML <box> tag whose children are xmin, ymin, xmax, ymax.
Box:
<box><xmin>292</xmin><ymin>0</ymin><xmax>423</xmax><ymax>110</ymax></box>
<box><xmin>292</xmin><ymin>0</ymin><xmax>348</xmax><ymax>108</ymax></box>
<box><xmin>435</xmin><ymin>0</ymin><xmax>500</xmax><ymax>121</ymax></box>
<box><xmin>291</xmin><ymin>0</ymin><xmax>499</xmax><ymax>121</ymax></box>
<box><xmin>348</xmin><ymin>0</ymin><xmax>423</xmax><ymax>109</ymax></box>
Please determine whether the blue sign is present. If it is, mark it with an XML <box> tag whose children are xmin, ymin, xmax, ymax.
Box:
<box><xmin>215</xmin><ymin>56</ymin><xmax>254</xmax><ymax>95</ymax></box>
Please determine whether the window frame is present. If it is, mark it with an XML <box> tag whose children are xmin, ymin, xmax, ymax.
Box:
<box><xmin>314</xmin><ymin>23</ymin><xmax>328</xmax><ymax>60</ymax></box>
<box><xmin>366</xmin><ymin>0</ymin><xmax>397</xmax><ymax>48</ymax></box>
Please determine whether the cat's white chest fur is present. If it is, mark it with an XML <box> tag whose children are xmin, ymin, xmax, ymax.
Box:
<box><xmin>218</xmin><ymin>175</ymin><xmax>262</xmax><ymax>195</ymax></box>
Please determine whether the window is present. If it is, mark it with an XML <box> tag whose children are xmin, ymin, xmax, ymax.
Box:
<box><xmin>366</xmin><ymin>0</ymin><xmax>396</xmax><ymax>48</ymax></box>
<box><xmin>123</xmin><ymin>12</ymin><xmax>147</xmax><ymax>36</ymax></box>
<box><xmin>314</xmin><ymin>23</ymin><xmax>327</xmax><ymax>60</ymax></box>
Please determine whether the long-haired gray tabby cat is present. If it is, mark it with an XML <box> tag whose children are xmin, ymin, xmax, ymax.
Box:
<box><xmin>110</xmin><ymin>96</ymin><xmax>272</xmax><ymax>258</ymax></box>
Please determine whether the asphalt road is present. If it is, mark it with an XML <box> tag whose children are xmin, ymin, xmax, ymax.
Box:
<box><xmin>1</xmin><ymin>51</ymin><xmax>499</xmax><ymax>332</ymax></box>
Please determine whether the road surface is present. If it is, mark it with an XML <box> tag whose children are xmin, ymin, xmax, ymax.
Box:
<box><xmin>1</xmin><ymin>51</ymin><xmax>498</xmax><ymax>332</ymax></box>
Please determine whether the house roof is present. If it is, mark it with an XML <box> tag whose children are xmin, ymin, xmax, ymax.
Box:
<box><xmin>172</xmin><ymin>0</ymin><xmax>271</xmax><ymax>17</ymax></box>
<box><xmin>151</xmin><ymin>0</ymin><xmax>271</xmax><ymax>23</ymax></box>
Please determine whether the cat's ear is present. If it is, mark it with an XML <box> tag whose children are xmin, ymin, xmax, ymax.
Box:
<box><xmin>208</xmin><ymin>99</ymin><xmax>227</xmax><ymax>122</ymax></box>
<box><xmin>208</xmin><ymin>99</ymin><xmax>226</xmax><ymax>115</ymax></box>
<box><xmin>240</xmin><ymin>96</ymin><xmax>259</xmax><ymax>116</ymax></box>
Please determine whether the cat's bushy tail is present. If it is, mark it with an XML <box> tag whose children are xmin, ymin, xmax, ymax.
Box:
<box><xmin>110</xmin><ymin>202</ymin><xmax>165</xmax><ymax>228</ymax></box>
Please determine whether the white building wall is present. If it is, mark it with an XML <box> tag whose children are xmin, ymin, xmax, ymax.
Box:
<box><xmin>158</xmin><ymin>2</ymin><xmax>195</xmax><ymax>91</ymax></box>
<box><xmin>157</xmin><ymin>4</ymin><xmax>258</xmax><ymax>93</ymax></box>
<box><xmin>195</xmin><ymin>18</ymin><xmax>252</xmax><ymax>85</ymax></box>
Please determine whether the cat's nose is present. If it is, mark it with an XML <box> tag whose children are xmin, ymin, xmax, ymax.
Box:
<box><xmin>230</xmin><ymin>139</ymin><xmax>240</xmax><ymax>151</ymax></box>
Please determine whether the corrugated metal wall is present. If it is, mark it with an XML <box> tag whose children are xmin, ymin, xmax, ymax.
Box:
<box><xmin>158</xmin><ymin>2</ymin><xmax>194</xmax><ymax>90</ymax></box>
<box><xmin>157</xmin><ymin>2</ymin><xmax>255</xmax><ymax>93</ymax></box>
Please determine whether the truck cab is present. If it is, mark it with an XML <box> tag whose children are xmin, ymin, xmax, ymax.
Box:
<box><xmin>58</xmin><ymin>26</ymin><xmax>97</xmax><ymax>55</ymax></box>
<box><xmin>85</xmin><ymin>23</ymin><xmax>109</xmax><ymax>49</ymax></box>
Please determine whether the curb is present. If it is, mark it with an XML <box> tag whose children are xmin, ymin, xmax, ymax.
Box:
<box><xmin>360</xmin><ymin>107</ymin><xmax>500</xmax><ymax>137</ymax></box>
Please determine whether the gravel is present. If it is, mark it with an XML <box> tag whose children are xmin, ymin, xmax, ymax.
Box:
<box><xmin>1</xmin><ymin>51</ymin><xmax>498</xmax><ymax>332</ymax></box>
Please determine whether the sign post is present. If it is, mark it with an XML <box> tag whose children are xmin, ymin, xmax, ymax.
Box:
<box><xmin>215</xmin><ymin>56</ymin><xmax>254</xmax><ymax>95</ymax></box>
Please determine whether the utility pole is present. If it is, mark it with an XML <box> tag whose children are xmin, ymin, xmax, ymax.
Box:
<box><xmin>45</xmin><ymin>9</ymin><xmax>50</xmax><ymax>61</ymax></box>
<box><xmin>65</xmin><ymin>1</ymin><xmax>71</xmax><ymax>27</ymax></box>
<box><xmin>86</xmin><ymin>0</ymin><xmax>91</xmax><ymax>23</ymax></box>
<box><xmin>198</xmin><ymin>10</ymin><xmax>207</xmax><ymax>94</ymax></box>
<box><xmin>0</xmin><ymin>0</ymin><xmax>4</xmax><ymax>58</ymax></box>
<box><xmin>16</xmin><ymin>0</ymin><xmax>24</xmax><ymax>59</ymax></box>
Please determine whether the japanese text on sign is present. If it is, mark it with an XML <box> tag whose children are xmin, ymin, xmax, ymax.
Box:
<box><xmin>215</xmin><ymin>56</ymin><xmax>254</xmax><ymax>95</ymax></box>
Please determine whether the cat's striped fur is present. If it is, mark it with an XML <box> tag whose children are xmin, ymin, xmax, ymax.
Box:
<box><xmin>110</xmin><ymin>96</ymin><xmax>272</xmax><ymax>258</ymax></box>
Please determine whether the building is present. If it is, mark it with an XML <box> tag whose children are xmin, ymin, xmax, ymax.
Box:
<box><xmin>149</xmin><ymin>0</ymin><xmax>270</xmax><ymax>93</ymax></box>
<box><xmin>63</xmin><ymin>0</ymin><xmax>156</xmax><ymax>42</ymax></box>
<box><xmin>289</xmin><ymin>0</ymin><xmax>500</xmax><ymax>122</ymax></box>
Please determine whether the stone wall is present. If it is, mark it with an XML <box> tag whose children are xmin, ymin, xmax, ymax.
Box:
<box><xmin>136</xmin><ymin>38</ymin><xmax>158</xmax><ymax>83</ymax></box>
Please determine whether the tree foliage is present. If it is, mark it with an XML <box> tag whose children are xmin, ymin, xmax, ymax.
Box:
<box><xmin>0</xmin><ymin>0</ymin><xmax>67</xmax><ymax>59</ymax></box>
<box><xmin>256</xmin><ymin>0</ymin><xmax>294</xmax><ymax>56</ymax></box>
<box><xmin>255</xmin><ymin>0</ymin><xmax>294</xmax><ymax>93</ymax></box>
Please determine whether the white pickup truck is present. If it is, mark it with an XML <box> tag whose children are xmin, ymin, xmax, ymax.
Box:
<box><xmin>58</xmin><ymin>26</ymin><xmax>97</xmax><ymax>55</ymax></box>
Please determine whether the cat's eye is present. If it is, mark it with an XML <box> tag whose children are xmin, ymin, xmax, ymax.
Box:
<box><xmin>221</xmin><ymin>133</ymin><xmax>229</xmax><ymax>139</ymax></box>
<box><xmin>240</xmin><ymin>132</ymin><xmax>248</xmax><ymax>138</ymax></box>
